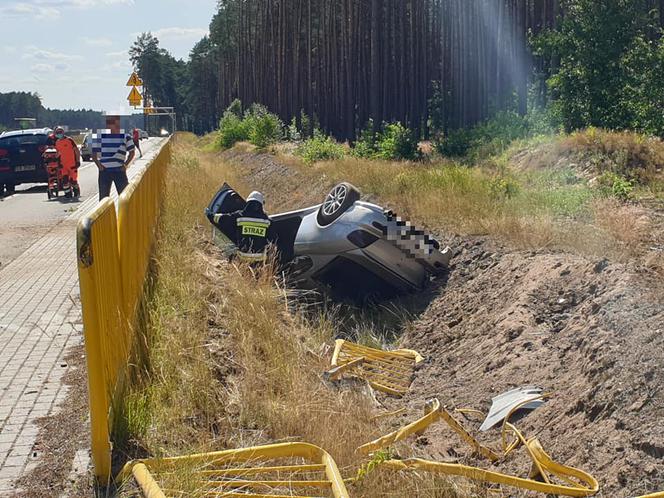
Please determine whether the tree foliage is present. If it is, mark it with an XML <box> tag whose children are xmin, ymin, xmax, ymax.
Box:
<box><xmin>0</xmin><ymin>92</ymin><xmax>104</xmax><ymax>130</ymax></box>
<box><xmin>129</xmin><ymin>33</ymin><xmax>189</xmax><ymax>131</ymax></box>
<box><xmin>126</xmin><ymin>1</ymin><xmax>664</xmax><ymax>141</ymax></box>
<box><xmin>534</xmin><ymin>0</ymin><xmax>664</xmax><ymax>135</ymax></box>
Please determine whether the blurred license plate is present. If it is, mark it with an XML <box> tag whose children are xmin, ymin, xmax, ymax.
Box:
<box><xmin>15</xmin><ymin>165</ymin><xmax>36</xmax><ymax>172</ymax></box>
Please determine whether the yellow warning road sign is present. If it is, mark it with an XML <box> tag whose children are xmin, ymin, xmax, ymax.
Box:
<box><xmin>126</xmin><ymin>72</ymin><xmax>143</xmax><ymax>87</ymax></box>
<box><xmin>127</xmin><ymin>87</ymin><xmax>142</xmax><ymax>106</ymax></box>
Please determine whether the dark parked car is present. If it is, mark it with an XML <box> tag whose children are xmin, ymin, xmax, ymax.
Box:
<box><xmin>0</xmin><ymin>128</ymin><xmax>52</xmax><ymax>195</ymax></box>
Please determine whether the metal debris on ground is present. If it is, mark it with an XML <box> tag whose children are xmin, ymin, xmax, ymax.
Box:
<box><xmin>357</xmin><ymin>398</ymin><xmax>599</xmax><ymax>497</ymax></box>
<box><xmin>118</xmin><ymin>442</ymin><xmax>350</xmax><ymax>498</ymax></box>
<box><xmin>479</xmin><ymin>386</ymin><xmax>546</xmax><ymax>432</ymax></box>
<box><xmin>325</xmin><ymin>339</ymin><xmax>423</xmax><ymax>397</ymax></box>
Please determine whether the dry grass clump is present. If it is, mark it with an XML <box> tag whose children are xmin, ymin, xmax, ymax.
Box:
<box><xmin>117</xmin><ymin>134</ymin><xmax>469</xmax><ymax>497</ymax></box>
<box><xmin>560</xmin><ymin>128</ymin><xmax>664</xmax><ymax>183</ymax></box>
<box><xmin>591</xmin><ymin>198</ymin><xmax>651</xmax><ymax>258</ymax></box>
<box><xmin>509</xmin><ymin>128</ymin><xmax>664</xmax><ymax>185</ymax></box>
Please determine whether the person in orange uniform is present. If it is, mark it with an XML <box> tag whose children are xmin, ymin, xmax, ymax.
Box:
<box><xmin>53</xmin><ymin>126</ymin><xmax>81</xmax><ymax>196</ymax></box>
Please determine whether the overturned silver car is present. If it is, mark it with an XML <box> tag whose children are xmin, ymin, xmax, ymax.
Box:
<box><xmin>206</xmin><ymin>182</ymin><xmax>452</xmax><ymax>298</ymax></box>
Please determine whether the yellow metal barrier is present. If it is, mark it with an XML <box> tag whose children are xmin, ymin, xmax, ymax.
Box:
<box><xmin>77</xmin><ymin>198</ymin><xmax>127</xmax><ymax>482</ymax></box>
<box><xmin>358</xmin><ymin>398</ymin><xmax>599</xmax><ymax>497</ymax></box>
<box><xmin>327</xmin><ymin>339</ymin><xmax>423</xmax><ymax>397</ymax></box>
<box><xmin>77</xmin><ymin>140</ymin><xmax>171</xmax><ymax>483</ymax></box>
<box><xmin>118</xmin><ymin>442</ymin><xmax>350</xmax><ymax>498</ymax></box>
<box><xmin>118</xmin><ymin>140</ymin><xmax>171</xmax><ymax>324</ymax></box>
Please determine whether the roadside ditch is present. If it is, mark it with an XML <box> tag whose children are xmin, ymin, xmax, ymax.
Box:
<box><xmin>217</xmin><ymin>144</ymin><xmax>664</xmax><ymax>497</ymax></box>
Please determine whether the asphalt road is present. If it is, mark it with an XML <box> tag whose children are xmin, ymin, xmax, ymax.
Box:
<box><xmin>0</xmin><ymin>138</ymin><xmax>162</xmax><ymax>269</ymax></box>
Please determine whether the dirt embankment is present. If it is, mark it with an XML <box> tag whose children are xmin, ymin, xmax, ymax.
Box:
<box><xmin>403</xmin><ymin>240</ymin><xmax>664</xmax><ymax>496</ymax></box>
<box><xmin>219</xmin><ymin>146</ymin><xmax>664</xmax><ymax>497</ymax></box>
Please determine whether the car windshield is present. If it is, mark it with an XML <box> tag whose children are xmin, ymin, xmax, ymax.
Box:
<box><xmin>0</xmin><ymin>135</ymin><xmax>46</xmax><ymax>147</ymax></box>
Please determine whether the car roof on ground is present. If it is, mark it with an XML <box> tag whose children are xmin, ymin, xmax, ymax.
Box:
<box><xmin>0</xmin><ymin>128</ymin><xmax>52</xmax><ymax>138</ymax></box>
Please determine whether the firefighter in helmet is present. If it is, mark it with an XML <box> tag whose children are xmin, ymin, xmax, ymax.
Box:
<box><xmin>213</xmin><ymin>191</ymin><xmax>271</xmax><ymax>262</ymax></box>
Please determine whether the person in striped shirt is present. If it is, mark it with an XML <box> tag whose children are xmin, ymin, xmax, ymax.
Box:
<box><xmin>92</xmin><ymin>115</ymin><xmax>136</xmax><ymax>201</ymax></box>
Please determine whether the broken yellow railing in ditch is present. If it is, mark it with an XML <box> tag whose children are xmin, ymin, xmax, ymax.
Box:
<box><xmin>326</xmin><ymin>339</ymin><xmax>423</xmax><ymax>397</ymax></box>
<box><xmin>118</xmin><ymin>442</ymin><xmax>350</xmax><ymax>498</ymax></box>
<box><xmin>77</xmin><ymin>139</ymin><xmax>171</xmax><ymax>483</ymax></box>
<box><xmin>358</xmin><ymin>398</ymin><xmax>599</xmax><ymax>497</ymax></box>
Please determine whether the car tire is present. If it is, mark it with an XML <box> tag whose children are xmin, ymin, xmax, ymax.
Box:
<box><xmin>317</xmin><ymin>182</ymin><xmax>361</xmax><ymax>226</ymax></box>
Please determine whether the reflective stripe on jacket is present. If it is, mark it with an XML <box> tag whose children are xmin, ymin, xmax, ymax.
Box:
<box><xmin>237</xmin><ymin>251</ymin><xmax>268</xmax><ymax>262</ymax></box>
<box><xmin>236</xmin><ymin>216</ymin><xmax>271</xmax><ymax>255</ymax></box>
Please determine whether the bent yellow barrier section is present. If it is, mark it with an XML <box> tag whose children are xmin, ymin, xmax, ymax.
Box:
<box><xmin>357</xmin><ymin>398</ymin><xmax>599</xmax><ymax>497</ymax></box>
<box><xmin>77</xmin><ymin>140</ymin><xmax>171</xmax><ymax>483</ymax></box>
<box><xmin>132</xmin><ymin>464</ymin><xmax>167</xmax><ymax>498</ymax></box>
<box><xmin>383</xmin><ymin>457</ymin><xmax>598</xmax><ymax>498</ymax></box>
<box><xmin>119</xmin><ymin>442</ymin><xmax>350</xmax><ymax>498</ymax></box>
<box><xmin>328</xmin><ymin>339</ymin><xmax>423</xmax><ymax>397</ymax></box>
<box><xmin>357</xmin><ymin>399</ymin><xmax>499</xmax><ymax>462</ymax></box>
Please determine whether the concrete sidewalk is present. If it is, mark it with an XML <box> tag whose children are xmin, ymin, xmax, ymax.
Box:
<box><xmin>0</xmin><ymin>139</ymin><xmax>167</xmax><ymax>493</ymax></box>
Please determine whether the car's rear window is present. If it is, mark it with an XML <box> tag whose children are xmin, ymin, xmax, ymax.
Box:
<box><xmin>0</xmin><ymin>134</ymin><xmax>48</xmax><ymax>147</ymax></box>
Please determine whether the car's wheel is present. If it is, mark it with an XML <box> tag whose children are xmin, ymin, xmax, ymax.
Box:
<box><xmin>317</xmin><ymin>182</ymin><xmax>361</xmax><ymax>226</ymax></box>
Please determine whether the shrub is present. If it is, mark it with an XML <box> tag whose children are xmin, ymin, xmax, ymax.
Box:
<box><xmin>299</xmin><ymin>110</ymin><xmax>314</xmax><ymax>139</ymax></box>
<box><xmin>352</xmin><ymin>121</ymin><xmax>419</xmax><ymax>161</ymax></box>
<box><xmin>244</xmin><ymin>104</ymin><xmax>284</xmax><ymax>148</ymax></box>
<box><xmin>296</xmin><ymin>131</ymin><xmax>345</xmax><ymax>164</ymax></box>
<box><xmin>488</xmin><ymin>176</ymin><xmax>521</xmax><ymax>199</ymax></box>
<box><xmin>351</xmin><ymin>120</ymin><xmax>378</xmax><ymax>159</ymax></box>
<box><xmin>217</xmin><ymin>101</ymin><xmax>283</xmax><ymax>149</ymax></box>
<box><xmin>597</xmin><ymin>172</ymin><xmax>634</xmax><ymax>200</ymax></box>
<box><xmin>218</xmin><ymin>109</ymin><xmax>249</xmax><ymax>149</ymax></box>
<box><xmin>533</xmin><ymin>0</ymin><xmax>664</xmax><ymax>135</ymax></box>
<box><xmin>436</xmin><ymin>127</ymin><xmax>474</xmax><ymax>157</ymax></box>
<box><xmin>286</xmin><ymin>117</ymin><xmax>301</xmax><ymax>142</ymax></box>
<box><xmin>376</xmin><ymin>122</ymin><xmax>419</xmax><ymax>161</ymax></box>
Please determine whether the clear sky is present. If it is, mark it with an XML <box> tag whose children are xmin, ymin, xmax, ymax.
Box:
<box><xmin>0</xmin><ymin>0</ymin><xmax>216</xmax><ymax>114</ymax></box>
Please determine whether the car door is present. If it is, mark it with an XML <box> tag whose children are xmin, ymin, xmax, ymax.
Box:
<box><xmin>205</xmin><ymin>183</ymin><xmax>246</xmax><ymax>243</ymax></box>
